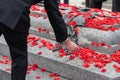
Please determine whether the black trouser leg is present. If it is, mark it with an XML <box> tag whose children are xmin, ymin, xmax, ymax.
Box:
<box><xmin>112</xmin><ymin>0</ymin><xmax>120</xmax><ymax>12</ymax></box>
<box><xmin>58</xmin><ymin>0</ymin><xmax>60</xmax><ymax>3</ymax></box>
<box><xmin>4</xmin><ymin>30</ymin><xmax>28</xmax><ymax>80</ymax></box>
<box><xmin>112</xmin><ymin>0</ymin><xmax>116</xmax><ymax>12</ymax></box>
<box><xmin>44</xmin><ymin>0</ymin><xmax>68</xmax><ymax>42</ymax></box>
<box><xmin>85</xmin><ymin>0</ymin><xmax>90</xmax><ymax>7</ymax></box>
<box><xmin>92</xmin><ymin>0</ymin><xmax>102</xmax><ymax>9</ymax></box>
<box><xmin>64</xmin><ymin>0</ymin><xmax>69</xmax><ymax>4</ymax></box>
<box><xmin>0</xmin><ymin>31</ymin><xmax>2</xmax><ymax>36</ymax></box>
<box><xmin>0</xmin><ymin>9</ymin><xmax>30</xmax><ymax>80</ymax></box>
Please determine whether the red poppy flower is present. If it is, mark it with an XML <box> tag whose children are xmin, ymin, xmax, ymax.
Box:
<box><xmin>69</xmin><ymin>55</ymin><xmax>76</xmax><ymax>60</ymax></box>
<box><xmin>40</xmin><ymin>68</ymin><xmax>46</xmax><ymax>72</ymax></box>
<box><xmin>82</xmin><ymin>62</ymin><xmax>90</xmax><ymax>68</ymax></box>
<box><xmin>5</xmin><ymin>68</ymin><xmax>11</xmax><ymax>71</ymax></box>
<box><xmin>101</xmin><ymin>68</ymin><xmax>107</xmax><ymax>73</ymax></box>
<box><xmin>32</xmin><ymin>64</ymin><xmax>38</xmax><ymax>71</ymax></box>
<box><xmin>49</xmin><ymin>73</ymin><xmax>59</xmax><ymax>77</ymax></box>
<box><xmin>38</xmin><ymin>52</ymin><xmax>42</xmax><ymax>55</ymax></box>
<box><xmin>36</xmin><ymin>75</ymin><xmax>41</xmax><ymax>79</ymax></box>
<box><xmin>54</xmin><ymin>77</ymin><xmax>60</xmax><ymax>80</ymax></box>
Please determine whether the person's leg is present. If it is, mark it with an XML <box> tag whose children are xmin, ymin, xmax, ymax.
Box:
<box><xmin>58</xmin><ymin>0</ymin><xmax>61</xmax><ymax>2</ymax></box>
<box><xmin>85</xmin><ymin>0</ymin><xmax>90</xmax><ymax>7</ymax></box>
<box><xmin>0</xmin><ymin>25</ymin><xmax>3</xmax><ymax>38</ymax></box>
<box><xmin>112</xmin><ymin>0</ymin><xmax>120</xmax><ymax>12</ymax></box>
<box><xmin>1</xmin><ymin>9</ymin><xmax>30</xmax><ymax>80</ymax></box>
<box><xmin>92</xmin><ymin>0</ymin><xmax>102</xmax><ymax>9</ymax></box>
<box><xmin>4</xmin><ymin>30</ymin><xmax>28</xmax><ymax>80</ymax></box>
<box><xmin>0</xmin><ymin>31</ymin><xmax>2</xmax><ymax>36</ymax></box>
<box><xmin>112</xmin><ymin>0</ymin><xmax>116</xmax><ymax>12</ymax></box>
<box><xmin>64</xmin><ymin>0</ymin><xmax>69</xmax><ymax>4</ymax></box>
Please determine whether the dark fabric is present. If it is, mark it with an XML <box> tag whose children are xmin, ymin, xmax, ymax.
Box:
<box><xmin>85</xmin><ymin>0</ymin><xmax>90</xmax><ymax>7</ymax></box>
<box><xmin>58</xmin><ymin>0</ymin><xmax>69</xmax><ymax>4</ymax></box>
<box><xmin>44</xmin><ymin>0</ymin><xmax>67</xmax><ymax>42</ymax></box>
<box><xmin>0</xmin><ymin>31</ymin><xmax>2</xmax><ymax>36</ymax></box>
<box><xmin>112</xmin><ymin>0</ymin><xmax>120</xmax><ymax>12</ymax></box>
<box><xmin>85</xmin><ymin>0</ymin><xmax>103</xmax><ymax>9</ymax></box>
<box><xmin>0</xmin><ymin>9</ymin><xmax>30</xmax><ymax>80</ymax></box>
<box><xmin>94</xmin><ymin>0</ymin><xmax>107</xmax><ymax>2</ymax></box>
<box><xmin>0</xmin><ymin>0</ymin><xmax>67</xmax><ymax>42</ymax></box>
<box><xmin>91</xmin><ymin>0</ymin><xmax>103</xmax><ymax>9</ymax></box>
<box><xmin>14</xmin><ymin>9</ymin><xmax>30</xmax><ymax>33</ymax></box>
<box><xmin>0</xmin><ymin>0</ymin><xmax>33</xmax><ymax>29</ymax></box>
<box><xmin>64</xmin><ymin>0</ymin><xmax>69</xmax><ymax>4</ymax></box>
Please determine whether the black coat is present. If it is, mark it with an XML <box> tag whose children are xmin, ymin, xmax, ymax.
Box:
<box><xmin>0</xmin><ymin>0</ymin><xmax>67</xmax><ymax>42</ymax></box>
<box><xmin>0</xmin><ymin>0</ymin><xmax>36</xmax><ymax>29</ymax></box>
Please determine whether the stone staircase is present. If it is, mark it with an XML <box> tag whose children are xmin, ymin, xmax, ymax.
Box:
<box><xmin>0</xmin><ymin>35</ymin><xmax>120</xmax><ymax>80</ymax></box>
<box><xmin>0</xmin><ymin>3</ymin><xmax>120</xmax><ymax>80</ymax></box>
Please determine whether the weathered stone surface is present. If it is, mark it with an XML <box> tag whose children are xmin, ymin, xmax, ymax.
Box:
<box><xmin>78</xmin><ymin>37</ymin><xmax>120</xmax><ymax>54</ymax></box>
<box><xmin>67</xmin><ymin>59</ymin><xmax>120</xmax><ymax>80</ymax></box>
<box><xmin>30</xmin><ymin>16</ymin><xmax>53</xmax><ymax>32</ymax></box>
<box><xmin>73</xmin><ymin>15</ymin><xmax>85</xmax><ymax>26</ymax></box>
<box><xmin>29</xmin><ymin>27</ymin><xmax>56</xmax><ymax>40</ymax></box>
<box><xmin>62</xmin><ymin>14</ymin><xmax>70</xmax><ymax>24</ymax></box>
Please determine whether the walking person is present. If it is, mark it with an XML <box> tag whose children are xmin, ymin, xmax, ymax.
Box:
<box><xmin>0</xmin><ymin>0</ymin><xmax>79</xmax><ymax>80</ymax></box>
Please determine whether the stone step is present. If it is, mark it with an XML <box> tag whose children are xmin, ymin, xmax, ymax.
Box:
<box><xmin>0</xmin><ymin>55</ymin><xmax>68</xmax><ymax>80</ymax></box>
<box><xmin>29</xmin><ymin>16</ymin><xmax>120</xmax><ymax>54</ymax></box>
<box><xmin>0</xmin><ymin>35</ymin><xmax>120</xmax><ymax>80</ymax></box>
